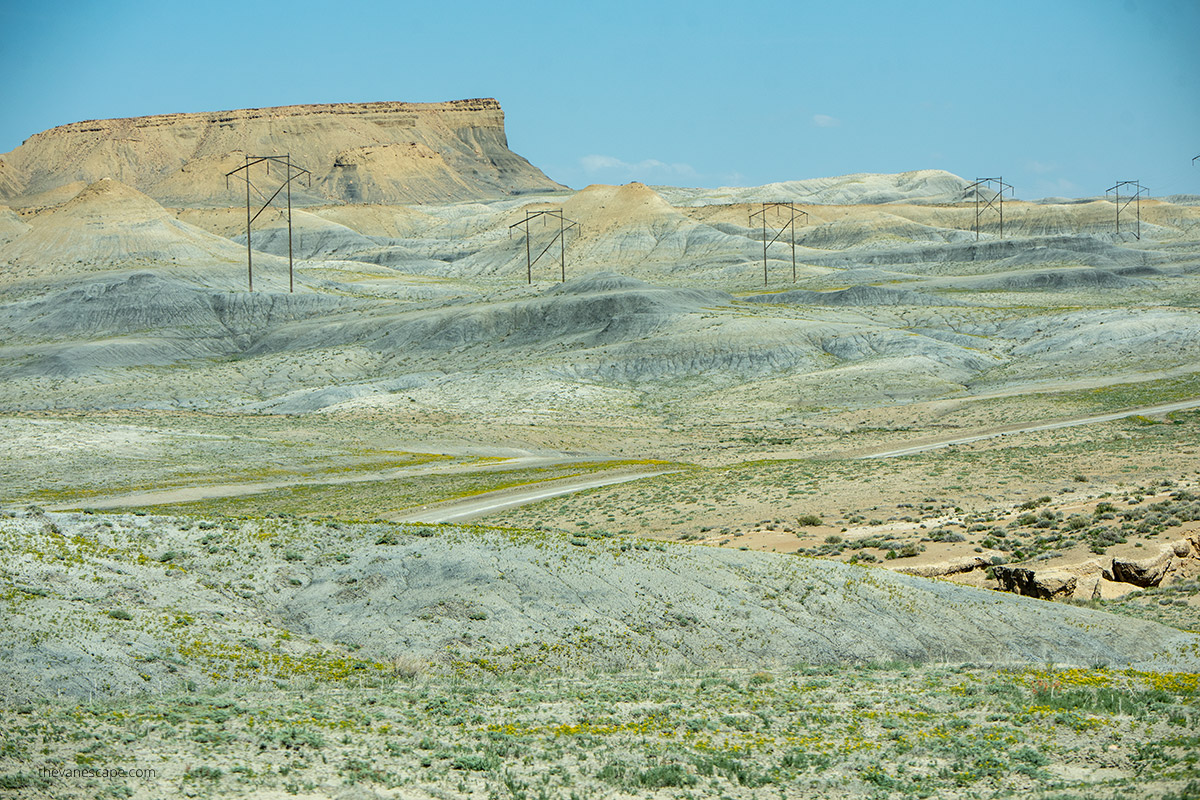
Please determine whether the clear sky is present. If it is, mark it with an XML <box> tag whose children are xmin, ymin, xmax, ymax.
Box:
<box><xmin>2</xmin><ymin>0</ymin><xmax>1197</xmax><ymax>198</ymax></box>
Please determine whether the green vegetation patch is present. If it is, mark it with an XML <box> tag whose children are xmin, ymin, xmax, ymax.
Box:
<box><xmin>4</xmin><ymin>664</ymin><xmax>1199</xmax><ymax>799</ymax></box>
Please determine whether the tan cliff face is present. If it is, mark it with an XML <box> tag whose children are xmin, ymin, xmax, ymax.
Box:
<box><xmin>0</xmin><ymin>99</ymin><xmax>564</xmax><ymax>207</ymax></box>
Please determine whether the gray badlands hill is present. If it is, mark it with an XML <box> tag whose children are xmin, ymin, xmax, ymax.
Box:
<box><xmin>0</xmin><ymin>99</ymin><xmax>563</xmax><ymax>207</ymax></box>
<box><xmin>658</xmin><ymin>169</ymin><xmax>974</xmax><ymax>206</ymax></box>
<box><xmin>6</xmin><ymin>264</ymin><xmax>1199</xmax><ymax>416</ymax></box>
<box><xmin>744</xmin><ymin>285</ymin><xmax>964</xmax><ymax>306</ymax></box>
<box><xmin>4</xmin><ymin>510</ymin><xmax>1198</xmax><ymax>700</ymax></box>
<box><xmin>801</xmin><ymin>233</ymin><xmax>1162</xmax><ymax>271</ymax></box>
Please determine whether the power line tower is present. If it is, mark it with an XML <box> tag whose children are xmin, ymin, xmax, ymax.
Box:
<box><xmin>964</xmin><ymin>177</ymin><xmax>1013</xmax><ymax>240</ymax></box>
<box><xmin>508</xmin><ymin>209</ymin><xmax>579</xmax><ymax>283</ymax></box>
<box><xmin>1106</xmin><ymin>180</ymin><xmax>1149</xmax><ymax>239</ymax></box>
<box><xmin>749</xmin><ymin>202</ymin><xmax>808</xmax><ymax>286</ymax></box>
<box><xmin>225</xmin><ymin>154</ymin><xmax>311</xmax><ymax>292</ymax></box>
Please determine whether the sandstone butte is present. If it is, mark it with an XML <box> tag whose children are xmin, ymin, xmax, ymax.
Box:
<box><xmin>0</xmin><ymin>99</ymin><xmax>565</xmax><ymax>208</ymax></box>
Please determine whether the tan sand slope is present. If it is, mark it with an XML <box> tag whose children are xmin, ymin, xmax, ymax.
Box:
<box><xmin>0</xmin><ymin>179</ymin><xmax>282</xmax><ymax>284</ymax></box>
<box><xmin>0</xmin><ymin>206</ymin><xmax>27</xmax><ymax>242</ymax></box>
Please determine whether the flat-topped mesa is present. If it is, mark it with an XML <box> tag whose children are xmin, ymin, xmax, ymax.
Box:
<box><xmin>32</xmin><ymin>98</ymin><xmax>507</xmax><ymax>135</ymax></box>
<box><xmin>0</xmin><ymin>99</ymin><xmax>564</xmax><ymax>207</ymax></box>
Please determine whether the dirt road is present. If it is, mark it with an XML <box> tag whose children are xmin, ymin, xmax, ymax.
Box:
<box><xmin>857</xmin><ymin>398</ymin><xmax>1200</xmax><ymax>459</ymax></box>
<box><xmin>392</xmin><ymin>471</ymin><xmax>671</xmax><ymax>524</ymax></box>
<box><xmin>47</xmin><ymin>397</ymin><xmax>1199</xmax><ymax>521</ymax></box>
<box><xmin>47</xmin><ymin>454</ymin><xmax>615</xmax><ymax>511</ymax></box>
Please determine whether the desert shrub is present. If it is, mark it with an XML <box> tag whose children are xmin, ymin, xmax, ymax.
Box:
<box><xmin>597</xmin><ymin>761</ymin><xmax>629</xmax><ymax>782</ymax></box>
<box><xmin>638</xmin><ymin>764</ymin><xmax>696</xmax><ymax>787</ymax></box>
<box><xmin>1011</xmin><ymin>746</ymin><xmax>1050</xmax><ymax>766</ymax></box>
<box><xmin>861</xmin><ymin>765</ymin><xmax>900</xmax><ymax>789</ymax></box>
<box><xmin>0</xmin><ymin>774</ymin><xmax>49</xmax><ymax>790</ymax></box>
<box><xmin>692</xmin><ymin>752</ymin><xmax>772</xmax><ymax>787</ymax></box>
<box><xmin>183</xmin><ymin>765</ymin><xmax>222</xmax><ymax>782</ymax></box>
<box><xmin>260</xmin><ymin>728</ymin><xmax>324</xmax><ymax>750</ymax></box>
<box><xmin>1031</xmin><ymin>686</ymin><xmax>1173</xmax><ymax>716</ymax></box>
<box><xmin>391</xmin><ymin>655</ymin><xmax>426</xmax><ymax>679</ymax></box>
<box><xmin>340</xmin><ymin>758</ymin><xmax>388</xmax><ymax>784</ymax></box>
<box><xmin>781</xmin><ymin>751</ymin><xmax>832</xmax><ymax>771</ymax></box>
<box><xmin>1161</xmin><ymin>779</ymin><xmax>1200</xmax><ymax>800</ymax></box>
<box><xmin>452</xmin><ymin>754</ymin><xmax>498</xmax><ymax>771</ymax></box>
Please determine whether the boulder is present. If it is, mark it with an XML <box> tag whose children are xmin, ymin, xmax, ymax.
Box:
<box><xmin>1110</xmin><ymin>545</ymin><xmax>1174</xmax><ymax>588</ymax></box>
<box><xmin>992</xmin><ymin>566</ymin><xmax>1078</xmax><ymax>600</ymax></box>
<box><xmin>1163</xmin><ymin>536</ymin><xmax>1200</xmax><ymax>583</ymax></box>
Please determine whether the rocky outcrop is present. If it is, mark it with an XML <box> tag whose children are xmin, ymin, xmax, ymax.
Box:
<box><xmin>993</xmin><ymin>566</ymin><xmax>1078</xmax><ymax>600</ymax></box>
<box><xmin>0</xmin><ymin>99</ymin><xmax>563</xmax><ymax>206</ymax></box>
<box><xmin>1108</xmin><ymin>544</ymin><xmax>1175</xmax><ymax>588</ymax></box>
<box><xmin>992</xmin><ymin>535</ymin><xmax>1200</xmax><ymax>602</ymax></box>
<box><xmin>892</xmin><ymin>556</ymin><xmax>988</xmax><ymax>579</ymax></box>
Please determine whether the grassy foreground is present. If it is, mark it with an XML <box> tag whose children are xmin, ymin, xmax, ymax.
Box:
<box><xmin>2</xmin><ymin>664</ymin><xmax>1198</xmax><ymax>800</ymax></box>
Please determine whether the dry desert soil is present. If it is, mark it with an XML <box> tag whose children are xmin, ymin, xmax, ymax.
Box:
<box><xmin>1</xmin><ymin>100</ymin><xmax>1199</xmax><ymax>799</ymax></box>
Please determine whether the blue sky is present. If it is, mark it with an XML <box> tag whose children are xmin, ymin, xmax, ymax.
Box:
<box><xmin>2</xmin><ymin>0</ymin><xmax>1197</xmax><ymax>197</ymax></box>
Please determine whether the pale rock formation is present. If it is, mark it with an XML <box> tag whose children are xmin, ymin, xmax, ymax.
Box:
<box><xmin>1108</xmin><ymin>544</ymin><xmax>1176</xmax><ymax>588</ymax></box>
<box><xmin>992</xmin><ymin>565</ymin><xmax>1079</xmax><ymax>600</ymax></box>
<box><xmin>0</xmin><ymin>99</ymin><xmax>563</xmax><ymax>207</ymax></box>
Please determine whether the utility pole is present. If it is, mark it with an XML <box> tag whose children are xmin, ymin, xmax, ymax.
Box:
<box><xmin>964</xmin><ymin>177</ymin><xmax>1013</xmax><ymax>240</ymax></box>
<box><xmin>1107</xmin><ymin>180</ymin><xmax>1148</xmax><ymax>239</ymax></box>
<box><xmin>225</xmin><ymin>154</ymin><xmax>311</xmax><ymax>292</ymax></box>
<box><xmin>509</xmin><ymin>209</ymin><xmax>579</xmax><ymax>284</ymax></box>
<box><xmin>749</xmin><ymin>202</ymin><xmax>808</xmax><ymax>286</ymax></box>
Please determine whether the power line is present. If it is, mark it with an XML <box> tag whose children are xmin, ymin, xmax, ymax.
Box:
<box><xmin>508</xmin><ymin>209</ymin><xmax>579</xmax><ymax>283</ymax></box>
<box><xmin>1106</xmin><ymin>180</ymin><xmax>1148</xmax><ymax>240</ymax></box>
<box><xmin>748</xmin><ymin>202</ymin><xmax>808</xmax><ymax>286</ymax></box>
<box><xmin>225</xmin><ymin>154</ymin><xmax>311</xmax><ymax>292</ymax></box>
<box><xmin>964</xmin><ymin>177</ymin><xmax>1013</xmax><ymax>240</ymax></box>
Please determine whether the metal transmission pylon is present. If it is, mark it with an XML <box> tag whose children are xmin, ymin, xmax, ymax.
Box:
<box><xmin>225</xmin><ymin>154</ymin><xmax>312</xmax><ymax>292</ymax></box>
<box><xmin>508</xmin><ymin>209</ymin><xmax>579</xmax><ymax>284</ymax></box>
<box><xmin>964</xmin><ymin>177</ymin><xmax>1013</xmax><ymax>240</ymax></box>
<box><xmin>1106</xmin><ymin>180</ymin><xmax>1149</xmax><ymax>239</ymax></box>
<box><xmin>748</xmin><ymin>202</ymin><xmax>808</xmax><ymax>286</ymax></box>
